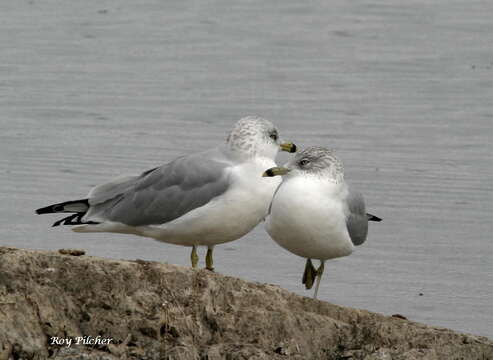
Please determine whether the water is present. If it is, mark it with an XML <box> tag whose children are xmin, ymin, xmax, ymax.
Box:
<box><xmin>1</xmin><ymin>0</ymin><xmax>492</xmax><ymax>338</ymax></box>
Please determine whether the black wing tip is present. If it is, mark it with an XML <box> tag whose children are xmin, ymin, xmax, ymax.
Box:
<box><xmin>367</xmin><ymin>213</ymin><xmax>382</xmax><ymax>222</ymax></box>
<box><xmin>35</xmin><ymin>199</ymin><xmax>90</xmax><ymax>215</ymax></box>
<box><xmin>51</xmin><ymin>213</ymin><xmax>100</xmax><ymax>227</ymax></box>
<box><xmin>36</xmin><ymin>205</ymin><xmax>56</xmax><ymax>215</ymax></box>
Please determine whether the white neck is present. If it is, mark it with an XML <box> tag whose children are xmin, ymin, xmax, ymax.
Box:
<box><xmin>227</xmin><ymin>140</ymin><xmax>278</xmax><ymax>160</ymax></box>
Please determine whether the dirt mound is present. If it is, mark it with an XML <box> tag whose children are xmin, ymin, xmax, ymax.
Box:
<box><xmin>0</xmin><ymin>246</ymin><xmax>491</xmax><ymax>359</ymax></box>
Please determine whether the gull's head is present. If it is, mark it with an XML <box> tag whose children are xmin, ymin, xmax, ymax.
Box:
<box><xmin>263</xmin><ymin>146</ymin><xmax>344</xmax><ymax>183</ymax></box>
<box><xmin>227</xmin><ymin>115</ymin><xmax>296</xmax><ymax>159</ymax></box>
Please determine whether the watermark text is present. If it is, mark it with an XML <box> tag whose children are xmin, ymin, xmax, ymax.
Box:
<box><xmin>50</xmin><ymin>336</ymin><xmax>113</xmax><ymax>347</ymax></box>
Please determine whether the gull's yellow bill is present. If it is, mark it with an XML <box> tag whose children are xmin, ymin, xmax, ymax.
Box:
<box><xmin>262</xmin><ymin>167</ymin><xmax>291</xmax><ymax>177</ymax></box>
<box><xmin>279</xmin><ymin>142</ymin><xmax>297</xmax><ymax>153</ymax></box>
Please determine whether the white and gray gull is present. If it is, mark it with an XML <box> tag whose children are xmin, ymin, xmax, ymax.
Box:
<box><xmin>36</xmin><ymin>116</ymin><xmax>297</xmax><ymax>270</ymax></box>
<box><xmin>263</xmin><ymin>146</ymin><xmax>381</xmax><ymax>299</ymax></box>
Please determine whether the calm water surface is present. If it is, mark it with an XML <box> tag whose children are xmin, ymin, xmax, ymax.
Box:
<box><xmin>1</xmin><ymin>0</ymin><xmax>492</xmax><ymax>337</ymax></box>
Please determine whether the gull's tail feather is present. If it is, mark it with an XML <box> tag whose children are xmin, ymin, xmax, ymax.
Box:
<box><xmin>36</xmin><ymin>199</ymin><xmax>99</xmax><ymax>227</ymax></box>
<box><xmin>366</xmin><ymin>213</ymin><xmax>382</xmax><ymax>222</ymax></box>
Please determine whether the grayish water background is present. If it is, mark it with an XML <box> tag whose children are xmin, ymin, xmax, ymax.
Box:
<box><xmin>1</xmin><ymin>0</ymin><xmax>492</xmax><ymax>337</ymax></box>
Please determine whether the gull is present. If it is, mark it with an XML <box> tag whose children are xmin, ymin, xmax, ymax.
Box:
<box><xmin>262</xmin><ymin>146</ymin><xmax>381</xmax><ymax>299</ymax></box>
<box><xmin>36</xmin><ymin>116</ymin><xmax>296</xmax><ymax>270</ymax></box>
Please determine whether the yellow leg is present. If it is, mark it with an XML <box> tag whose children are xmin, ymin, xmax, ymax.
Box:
<box><xmin>190</xmin><ymin>245</ymin><xmax>199</xmax><ymax>268</ymax></box>
<box><xmin>302</xmin><ymin>258</ymin><xmax>316</xmax><ymax>290</ymax></box>
<box><xmin>313</xmin><ymin>261</ymin><xmax>325</xmax><ymax>300</ymax></box>
<box><xmin>205</xmin><ymin>246</ymin><xmax>214</xmax><ymax>271</ymax></box>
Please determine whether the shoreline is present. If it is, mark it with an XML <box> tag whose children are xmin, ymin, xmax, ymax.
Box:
<box><xmin>0</xmin><ymin>246</ymin><xmax>491</xmax><ymax>359</ymax></box>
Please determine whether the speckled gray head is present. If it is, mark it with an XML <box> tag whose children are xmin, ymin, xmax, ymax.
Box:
<box><xmin>290</xmin><ymin>146</ymin><xmax>344</xmax><ymax>180</ymax></box>
<box><xmin>263</xmin><ymin>146</ymin><xmax>344</xmax><ymax>182</ymax></box>
<box><xmin>227</xmin><ymin>115</ymin><xmax>296</xmax><ymax>158</ymax></box>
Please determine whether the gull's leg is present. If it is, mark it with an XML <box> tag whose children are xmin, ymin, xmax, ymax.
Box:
<box><xmin>190</xmin><ymin>245</ymin><xmax>199</xmax><ymax>268</ymax></box>
<box><xmin>302</xmin><ymin>258</ymin><xmax>317</xmax><ymax>290</ymax></box>
<box><xmin>205</xmin><ymin>246</ymin><xmax>214</xmax><ymax>271</ymax></box>
<box><xmin>313</xmin><ymin>260</ymin><xmax>325</xmax><ymax>300</ymax></box>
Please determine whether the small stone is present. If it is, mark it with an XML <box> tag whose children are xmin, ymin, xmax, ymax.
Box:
<box><xmin>274</xmin><ymin>346</ymin><xmax>289</xmax><ymax>355</ymax></box>
<box><xmin>58</xmin><ymin>248</ymin><xmax>85</xmax><ymax>256</ymax></box>
<box><xmin>392</xmin><ymin>314</ymin><xmax>408</xmax><ymax>320</ymax></box>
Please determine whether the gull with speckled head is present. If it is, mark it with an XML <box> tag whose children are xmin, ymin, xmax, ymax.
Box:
<box><xmin>263</xmin><ymin>146</ymin><xmax>381</xmax><ymax>299</ymax></box>
<box><xmin>36</xmin><ymin>116</ymin><xmax>296</xmax><ymax>270</ymax></box>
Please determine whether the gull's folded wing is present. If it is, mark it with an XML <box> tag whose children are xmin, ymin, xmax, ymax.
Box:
<box><xmin>85</xmin><ymin>148</ymin><xmax>232</xmax><ymax>226</ymax></box>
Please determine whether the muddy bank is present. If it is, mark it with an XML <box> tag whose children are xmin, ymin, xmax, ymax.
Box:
<box><xmin>0</xmin><ymin>246</ymin><xmax>491</xmax><ymax>359</ymax></box>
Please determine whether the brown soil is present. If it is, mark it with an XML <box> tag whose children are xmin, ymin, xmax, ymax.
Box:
<box><xmin>0</xmin><ymin>246</ymin><xmax>491</xmax><ymax>359</ymax></box>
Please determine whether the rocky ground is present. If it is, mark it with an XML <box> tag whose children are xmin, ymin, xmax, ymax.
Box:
<box><xmin>0</xmin><ymin>246</ymin><xmax>491</xmax><ymax>360</ymax></box>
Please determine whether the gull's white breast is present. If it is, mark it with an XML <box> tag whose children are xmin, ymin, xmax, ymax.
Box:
<box><xmin>139</xmin><ymin>156</ymin><xmax>281</xmax><ymax>246</ymax></box>
<box><xmin>265</xmin><ymin>175</ymin><xmax>353</xmax><ymax>260</ymax></box>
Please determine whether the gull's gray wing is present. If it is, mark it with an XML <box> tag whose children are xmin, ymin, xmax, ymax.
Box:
<box><xmin>84</xmin><ymin>148</ymin><xmax>232</xmax><ymax>226</ymax></box>
<box><xmin>345</xmin><ymin>189</ymin><xmax>369</xmax><ymax>246</ymax></box>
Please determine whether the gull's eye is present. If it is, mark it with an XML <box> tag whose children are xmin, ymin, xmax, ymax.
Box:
<box><xmin>269</xmin><ymin>132</ymin><xmax>278</xmax><ymax>141</ymax></box>
<box><xmin>299</xmin><ymin>159</ymin><xmax>310</xmax><ymax>166</ymax></box>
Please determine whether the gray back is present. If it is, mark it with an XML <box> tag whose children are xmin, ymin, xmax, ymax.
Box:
<box><xmin>86</xmin><ymin>148</ymin><xmax>232</xmax><ymax>226</ymax></box>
